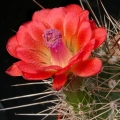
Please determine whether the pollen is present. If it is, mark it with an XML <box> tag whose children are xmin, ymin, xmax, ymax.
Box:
<box><xmin>43</xmin><ymin>28</ymin><xmax>62</xmax><ymax>48</ymax></box>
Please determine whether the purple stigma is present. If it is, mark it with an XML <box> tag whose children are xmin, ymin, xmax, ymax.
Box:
<box><xmin>43</xmin><ymin>28</ymin><xmax>62</xmax><ymax>48</ymax></box>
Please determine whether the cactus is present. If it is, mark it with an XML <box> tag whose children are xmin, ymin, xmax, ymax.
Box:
<box><xmin>57</xmin><ymin>1</ymin><xmax>120</xmax><ymax>120</ymax></box>
<box><xmin>2</xmin><ymin>0</ymin><xmax>120</xmax><ymax>120</ymax></box>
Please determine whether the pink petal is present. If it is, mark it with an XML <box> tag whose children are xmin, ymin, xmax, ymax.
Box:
<box><xmin>6</xmin><ymin>36</ymin><xmax>19</xmax><ymax>58</ymax></box>
<box><xmin>65</xmin><ymin>4</ymin><xmax>83</xmax><ymax>15</ymax></box>
<box><xmin>32</xmin><ymin>9</ymin><xmax>51</xmax><ymax>27</ymax></box>
<box><xmin>71</xmin><ymin>58</ymin><xmax>102</xmax><ymax>77</ymax></box>
<box><xmin>93</xmin><ymin>28</ymin><xmax>107</xmax><ymax>49</ymax></box>
<box><xmin>16</xmin><ymin>47</ymin><xmax>51</xmax><ymax>65</ymax></box>
<box><xmin>52</xmin><ymin>73</ymin><xmax>68</xmax><ymax>91</ymax></box>
<box><xmin>6</xmin><ymin>63</ymin><xmax>22</xmax><ymax>76</ymax></box>
<box><xmin>77</xmin><ymin>21</ymin><xmax>92</xmax><ymax>50</ymax></box>
<box><xmin>47</xmin><ymin>7</ymin><xmax>67</xmax><ymax>31</ymax></box>
<box><xmin>49</xmin><ymin>41</ymin><xmax>72</xmax><ymax>67</ymax></box>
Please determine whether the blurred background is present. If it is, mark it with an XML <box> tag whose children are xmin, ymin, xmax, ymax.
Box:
<box><xmin>0</xmin><ymin>0</ymin><xmax>120</xmax><ymax>120</ymax></box>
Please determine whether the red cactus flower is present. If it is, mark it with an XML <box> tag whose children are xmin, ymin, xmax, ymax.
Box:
<box><xmin>6</xmin><ymin>4</ymin><xmax>106</xmax><ymax>91</ymax></box>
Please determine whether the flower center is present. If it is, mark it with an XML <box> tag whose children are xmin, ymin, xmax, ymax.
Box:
<box><xmin>43</xmin><ymin>28</ymin><xmax>72</xmax><ymax>67</ymax></box>
<box><xmin>43</xmin><ymin>28</ymin><xmax>62</xmax><ymax>48</ymax></box>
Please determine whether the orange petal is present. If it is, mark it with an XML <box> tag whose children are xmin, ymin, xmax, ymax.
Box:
<box><xmin>65</xmin><ymin>4</ymin><xmax>83</xmax><ymax>15</ymax></box>
<box><xmin>32</xmin><ymin>9</ymin><xmax>51</xmax><ymax>27</ymax></box>
<box><xmin>26</xmin><ymin>21</ymin><xmax>46</xmax><ymax>42</ymax></box>
<box><xmin>93</xmin><ymin>28</ymin><xmax>107</xmax><ymax>49</ymax></box>
<box><xmin>16</xmin><ymin>61</ymin><xmax>42</xmax><ymax>74</ymax></box>
<box><xmin>17</xmin><ymin>24</ymin><xmax>50</xmax><ymax>57</ymax></box>
<box><xmin>63</xmin><ymin>12</ymin><xmax>79</xmax><ymax>37</ymax></box>
<box><xmin>47</xmin><ymin>7</ymin><xmax>67</xmax><ymax>31</ymax></box>
<box><xmin>52</xmin><ymin>73</ymin><xmax>68</xmax><ymax>91</ymax></box>
<box><xmin>16</xmin><ymin>47</ymin><xmax>51</xmax><ymax>65</ymax></box>
<box><xmin>6</xmin><ymin>36</ymin><xmax>19</xmax><ymax>58</ymax></box>
<box><xmin>17</xmin><ymin>25</ymin><xmax>42</xmax><ymax>50</ymax></box>
<box><xmin>63</xmin><ymin>12</ymin><xmax>79</xmax><ymax>50</ymax></box>
<box><xmin>69</xmin><ymin>39</ymin><xmax>95</xmax><ymax>64</ymax></box>
<box><xmin>52</xmin><ymin>64</ymin><xmax>72</xmax><ymax>91</ymax></box>
<box><xmin>22</xmin><ymin>65</ymin><xmax>60</xmax><ymax>80</ymax></box>
<box><xmin>71</xmin><ymin>58</ymin><xmax>102</xmax><ymax>77</ymax></box>
<box><xmin>6</xmin><ymin>63</ymin><xmax>22</xmax><ymax>76</ymax></box>
<box><xmin>79</xmin><ymin>10</ymin><xmax>89</xmax><ymax>23</ymax></box>
<box><xmin>76</xmin><ymin>21</ymin><xmax>92</xmax><ymax>50</ymax></box>
<box><xmin>16</xmin><ymin>61</ymin><xmax>61</xmax><ymax>74</ymax></box>
<box><xmin>22</xmin><ymin>71</ymin><xmax>55</xmax><ymax>80</ymax></box>
<box><xmin>90</xmin><ymin>20</ymin><xmax>97</xmax><ymax>30</ymax></box>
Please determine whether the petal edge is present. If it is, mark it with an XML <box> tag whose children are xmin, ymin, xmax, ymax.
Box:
<box><xmin>71</xmin><ymin>58</ymin><xmax>102</xmax><ymax>77</ymax></box>
<box><xmin>6</xmin><ymin>63</ymin><xmax>22</xmax><ymax>76</ymax></box>
<box><xmin>52</xmin><ymin>73</ymin><xmax>68</xmax><ymax>91</ymax></box>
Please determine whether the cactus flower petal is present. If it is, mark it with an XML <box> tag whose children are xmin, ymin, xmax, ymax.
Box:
<box><xmin>32</xmin><ymin>9</ymin><xmax>51</xmax><ymax>26</ymax></box>
<box><xmin>6</xmin><ymin>63</ymin><xmax>22</xmax><ymax>76</ymax></box>
<box><xmin>52</xmin><ymin>73</ymin><xmax>68</xmax><ymax>91</ymax></box>
<box><xmin>93</xmin><ymin>28</ymin><xmax>107</xmax><ymax>49</ymax></box>
<box><xmin>6</xmin><ymin>4</ymin><xmax>106</xmax><ymax>90</ymax></box>
<box><xmin>71</xmin><ymin>58</ymin><xmax>102</xmax><ymax>77</ymax></box>
<box><xmin>6</xmin><ymin>36</ymin><xmax>19</xmax><ymax>58</ymax></box>
<box><xmin>65</xmin><ymin>4</ymin><xmax>83</xmax><ymax>14</ymax></box>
